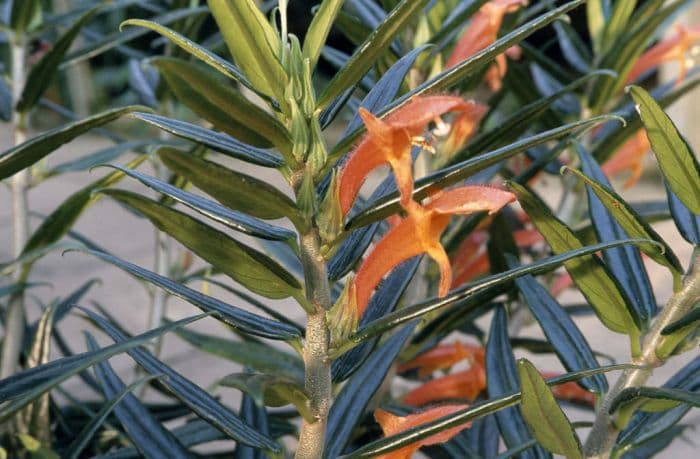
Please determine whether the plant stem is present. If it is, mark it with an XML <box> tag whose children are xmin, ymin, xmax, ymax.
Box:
<box><xmin>583</xmin><ymin>246</ymin><xmax>700</xmax><ymax>458</ymax></box>
<box><xmin>0</xmin><ymin>39</ymin><xmax>29</xmax><ymax>380</ymax></box>
<box><xmin>296</xmin><ymin>230</ymin><xmax>332</xmax><ymax>459</ymax></box>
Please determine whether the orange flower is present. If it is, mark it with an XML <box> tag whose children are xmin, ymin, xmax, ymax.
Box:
<box><xmin>627</xmin><ymin>24</ymin><xmax>700</xmax><ymax>85</ymax></box>
<box><xmin>441</xmin><ymin>101</ymin><xmax>489</xmax><ymax>156</ymax></box>
<box><xmin>374</xmin><ymin>404</ymin><xmax>472</xmax><ymax>459</ymax></box>
<box><xmin>601</xmin><ymin>129</ymin><xmax>651</xmax><ymax>188</ymax></box>
<box><xmin>403</xmin><ymin>363</ymin><xmax>487</xmax><ymax>406</ymax></box>
<box><xmin>397</xmin><ymin>342</ymin><xmax>486</xmax><ymax>377</ymax></box>
<box><xmin>541</xmin><ymin>371</ymin><xmax>596</xmax><ymax>407</ymax></box>
<box><xmin>350</xmin><ymin>186</ymin><xmax>516</xmax><ymax>318</ymax></box>
<box><xmin>549</xmin><ymin>271</ymin><xmax>573</xmax><ymax>298</ymax></box>
<box><xmin>446</xmin><ymin>0</ymin><xmax>528</xmax><ymax>89</ymax></box>
<box><xmin>339</xmin><ymin>96</ymin><xmax>474</xmax><ymax>215</ymax></box>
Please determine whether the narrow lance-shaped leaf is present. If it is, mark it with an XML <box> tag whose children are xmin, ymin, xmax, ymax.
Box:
<box><xmin>487</xmin><ymin>306</ymin><xmax>550</xmax><ymax>459</ymax></box>
<box><xmin>513</xmin><ymin>271</ymin><xmax>607</xmax><ymax>393</ymax></box>
<box><xmin>151</xmin><ymin>57</ymin><xmax>290</xmax><ymax>150</ymax></box>
<box><xmin>518</xmin><ymin>359</ymin><xmax>583</xmax><ymax>459</ymax></box>
<box><xmin>565</xmin><ymin>155</ymin><xmax>683</xmax><ymax>281</ymax></box>
<box><xmin>508</xmin><ymin>182</ymin><xmax>641</xmax><ymax>348</ymax></box>
<box><xmin>10</xmin><ymin>0</ymin><xmax>40</xmax><ymax>33</ymax></box>
<box><xmin>0</xmin><ymin>106</ymin><xmax>149</xmax><ymax>181</ymax></box>
<box><xmin>103</xmin><ymin>190</ymin><xmax>302</xmax><ymax>301</ymax></box>
<box><xmin>74</xmin><ymin>248</ymin><xmax>301</xmax><ymax>341</ymax></box>
<box><xmin>16</xmin><ymin>6</ymin><xmax>100</xmax><ymax>112</ymax></box>
<box><xmin>207</xmin><ymin>0</ymin><xmax>285</xmax><ymax>101</ymax></box>
<box><xmin>158</xmin><ymin>147</ymin><xmax>300</xmax><ymax>225</ymax></box>
<box><xmin>316</xmin><ymin>0</ymin><xmax>430</xmax><ymax>109</ymax></box>
<box><xmin>610</xmin><ymin>387</ymin><xmax>700</xmax><ymax>414</ymax></box>
<box><xmin>84</xmin><ymin>309</ymin><xmax>280</xmax><ymax>452</ymax></box>
<box><xmin>575</xmin><ymin>144</ymin><xmax>658</xmax><ymax>323</ymax></box>
<box><xmin>86</xmin><ymin>334</ymin><xmax>191</xmax><ymax>459</ymax></box>
<box><xmin>666</xmin><ymin>182</ymin><xmax>700</xmax><ymax>245</ymax></box>
<box><xmin>102</xmin><ymin>165</ymin><xmax>295</xmax><ymax>241</ymax></box>
<box><xmin>303</xmin><ymin>0</ymin><xmax>346</xmax><ymax>70</ymax></box>
<box><xmin>130</xmin><ymin>112</ymin><xmax>284</xmax><ymax>168</ymax></box>
<box><xmin>628</xmin><ymin>85</ymin><xmax>700</xmax><ymax>214</ymax></box>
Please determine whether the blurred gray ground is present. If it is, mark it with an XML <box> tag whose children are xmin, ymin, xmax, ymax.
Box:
<box><xmin>0</xmin><ymin>123</ymin><xmax>698</xmax><ymax>456</ymax></box>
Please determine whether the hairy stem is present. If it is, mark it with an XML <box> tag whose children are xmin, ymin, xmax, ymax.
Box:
<box><xmin>584</xmin><ymin>247</ymin><xmax>700</xmax><ymax>458</ymax></box>
<box><xmin>1</xmin><ymin>39</ymin><xmax>29</xmax><ymax>380</ymax></box>
<box><xmin>296</xmin><ymin>230</ymin><xmax>332</xmax><ymax>459</ymax></box>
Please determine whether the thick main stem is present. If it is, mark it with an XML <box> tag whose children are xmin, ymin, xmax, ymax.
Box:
<box><xmin>0</xmin><ymin>39</ymin><xmax>29</xmax><ymax>380</ymax></box>
<box><xmin>584</xmin><ymin>247</ymin><xmax>700</xmax><ymax>458</ymax></box>
<box><xmin>296</xmin><ymin>230</ymin><xmax>332</xmax><ymax>459</ymax></box>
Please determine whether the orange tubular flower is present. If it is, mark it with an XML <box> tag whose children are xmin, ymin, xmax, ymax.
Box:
<box><xmin>351</xmin><ymin>186</ymin><xmax>516</xmax><ymax>318</ymax></box>
<box><xmin>403</xmin><ymin>363</ymin><xmax>487</xmax><ymax>406</ymax></box>
<box><xmin>441</xmin><ymin>102</ymin><xmax>489</xmax><ymax>156</ymax></box>
<box><xmin>602</xmin><ymin>129</ymin><xmax>651</xmax><ymax>188</ymax></box>
<box><xmin>540</xmin><ymin>372</ymin><xmax>596</xmax><ymax>407</ymax></box>
<box><xmin>374</xmin><ymin>405</ymin><xmax>472</xmax><ymax>459</ymax></box>
<box><xmin>338</xmin><ymin>96</ymin><xmax>474</xmax><ymax>215</ymax></box>
<box><xmin>397</xmin><ymin>342</ymin><xmax>486</xmax><ymax>377</ymax></box>
<box><xmin>445</xmin><ymin>0</ymin><xmax>528</xmax><ymax>88</ymax></box>
<box><xmin>626</xmin><ymin>24</ymin><xmax>700</xmax><ymax>85</ymax></box>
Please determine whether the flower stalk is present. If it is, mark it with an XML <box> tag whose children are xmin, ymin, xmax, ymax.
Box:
<box><xmin>583</xmin><ymin>246</ymin><xmax>700</xmax><ymax>458</ymax></box>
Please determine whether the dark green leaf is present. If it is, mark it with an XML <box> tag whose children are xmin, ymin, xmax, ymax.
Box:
<box><xmin>103</xmin><ymin>190</ymin><xmax>302</xmax><ymax>300</ymax></box>
<box><xmin>666</xmin><ymin>182</ymin><xmax>700</xmax><ymax>245</ymax></box>
<box><xmin>325</xmin><ymin>324</ymin><xmax>416</xmax><ymax>458</ymax></box>
<box><xmin>158</xmin><ymin>147</ymin><xmax>299</xmax><ymax>224</ymax></box>
<box><xmin>0</xmin><ymin>106</ymin><xmax>148</xmax><ymax>181</ymax></box>
<box><xmin>661</xmin><ymin>308</ymin><xmax>700</xmax><ymax>336</ymax></box>
<box><xmin>601</xmin><ymin>0</ymin><xmax>636</xmax><ymax>53</ymax></box>
<box><xmin>235</xmin><ymin>395</ymin><xmax>270</xmax><ymax>459</ymax></box>
<box><xmin>219</xmin><ymin>373</ymin><xmax>312</xmax><ymax>422</ymax></box>
<box><xmin>346</xmin><ymin>116</ymin><xmax>618</xmax><ymax>229</ymax></box>
<box><xmin>610</xmin><ymin>387</ymin><xmax>700</xmax><ymax>414</ymax></box>
<box><xmin>0</xmin><ymin>313</ymin><xmax>207</xmax><ymax>421</ymax></box>
<box><xmin>74</xmin><ymin>248</ymin><xmax>301</xmax><ymax>341</ymax></box>
<box><xmin>173</xmin><ymin>326</ymin><xmax>304</xmax><ymax>381</ymax></box>
<box><xmin>16</xmin><ymin>7</ymin><xmax>100</xmax><ymax>113</ymax></box>
<box><xmin>65</xmin><ymin>375</ymin><xmax>158</xmax><ymax>459</ymax></box>
<box><xmin>509</xmin><ymin>182</ymin><xmax>641</xmax><ymax>343</ymax></box>
<box><xmin>103</xmin><ymin>166</ymin><xmax>295</xmax><ymax>241</ymax></box>
<box><xmin>514</xmin><ymin>272</ymin><xmax>607</xmax><ymax>393</ymax></box>
<box><xmin>207</xmin><ymin>0</ymin><xmax>285</xmax><ymax>101</ymax></box>
<box><xmin>86</xmin><ymin>335</ymin><xmax>190</xmax><ymax>459</ymax></box>
<box><xmin>10</xmin><ymin>0</ymin><xmax>40</xmax><ymax>32</ymax></box>
<box><xmin>629</xmin><ymin>85</ymin><xmax>700</xmax><ymax>214</ymax></box>
<box><xmin>518</xmin><ymin>359</ymin><xmax>582</xmax><ymax>458</ymax></box>
<box><xmin>44</xmin><ymin>140</ymin><xmax>154</xmax><ymax>178</ymax></box>
<box><xmin>83</xmin><ymin>309</ymin><xmax>280</xmax><ymax>452</ymax></box>
<box><xmin>130</xmin><ymin>112</ymin><xmax>284</xmax><ymax>167</ymax></box>
<box><xmin>316</xmin><ymin>0</ymin><xmax>430</xmax><ymax>109</ymax></box>
<box><xmin>152</xmin><ymin>57</ymin><xmax>290</xmax><ymax>150</ymax></box>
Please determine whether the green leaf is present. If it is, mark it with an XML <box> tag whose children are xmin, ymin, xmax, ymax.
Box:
<box><xmin>586</xmin><ymin>0</ymin><xmax>606</xmax><ymax>53</ymax></box>
<box><xmin>346</xmin><ymin>115</ymin><xmax>619</xmax><ymax>230</ymax></box>
<box><xmin>0</xmin><ymin>106</ymin><xmax>149</xmax><ymax>181</ymax></box>
<box><xmin>341</xmin><ymin>365</ymin><xmax>636</xmax><ymax>458</ymax></box>
<box><xmin>219</xmin><ymin>373</ymin><xmax>313</xmax><ymax>422</ymax></box>
<box><xmin>628</xmin><ymin>85</ymin><xmax>700</xmax><ymax>214</ymax></box>
<box><xmin>151</xmin><ymin>57</ymin><xmax>290</xmax><ymax>150</ymax></box>
<box><xmin>16</xmin><ymin>7</ymin><xmax>100</xmax><ymax>113</ymax></box>
<box><xmin>173</xmin><ymin>326</ymin><xmax>304</xmax><ymax>381</ymax></box>
<box><xmin>10</xmin><ymin>0</ymin><xmax>41</xmax><ymax>33</ymax></box>
<box><xmin>64</xmin><ymin>375</ymin><xmax>158</xmax><ymax>459</ymax></box>
<box><xmin>303</xmin><ymin>0</ymin><xmax>346</xmax><ymax>70</ymax></box>
<box><xmin>207</xmin><ymin>0</ymin><xmax>286</xmax><ymax>101</ymax></box>
<box><xmin>17</xmin><ymin>434</ymin><xmax>59</xmax><ymax>459</ymax></box>
<box><xmin>563</xmin><ymin>162</ymin><xmax>683</xmax><ymax>279</ymax></box>
<box><xmin>316</xmin><ymin>0</ymin><xmax>430</xmax><ymax>110</ymax></box>
<box><xmin>103</xmin><ymin>190</ymin><xmax>302</xmax><ymax>300</ymax></box>
<box><xmin>158</xmin><ymin>147</ymin><xmax>300</xmax><ymax>225</ymax></box>
<box><xmin>661</xmin><ymin>307</ymin><xmax>700</xmax><ymax>336</ymax></box>
<box><xmin>130</xmin><ymin>112</ymin><xmax>284</xmax><ymax>167</ymax></box>
<box><xmin>20</xmin><ymin>155</ymin><xmax>147</xmax><ymax>273</ymax></box>
<box><xmin>119</xmin><ymin>19</ymin><xmax>261</xmax><ymax>96</ymax></box>
<box><xmin>508</xmin><ymin>183</ymin><xmax>641</xmax><ymax>344</ymax></box>
<box><xmin>331</xmin><ymin>239</ymin><xmax>656</xmax><ymax>357</ymax></box>
<box><xmin>600</xmin><ymin>0</ymin><xmax>636</xmax><ymax>53</ymax></box>
<box><xmin>610</xmin><ymin>387</ymin><xmax>700</xmax><ymax>414</ymax></box>
<box><xmin>61</xmin><ymin>7</ymin><xmax>209</xmax><ymax>67</ymax></box>
<box><xmin>102</xmin><ymin>164</ymin><xmax>295</xmax><ymax>241</ymax></box>
<box><xmin>518</xmin><ymin>359</ymin><xmax>583</xmax><ymax>459</ymax></box>
<box><xmin>0</xmin><ymin>313</ymin><xmax>208</xmax><ymax>421</ymax></box>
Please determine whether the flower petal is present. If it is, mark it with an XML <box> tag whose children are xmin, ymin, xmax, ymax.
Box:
<box><xmin>403</xmin><ymin>365</ymin><xmax>487</xmax><ymax>406</ymax></box>
<box><xmin>426</xmin><ymin>186</ymin><xmax>516</xmax><ymax>216</ymax></box>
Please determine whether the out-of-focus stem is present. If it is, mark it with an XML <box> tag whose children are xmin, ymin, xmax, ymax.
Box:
<box><xmin>584</xmin><ymin>247</ymin><xmax>700</xmax><ymax>458</ymax></box>
<box><xmin>1</xmin><ymin>39</ymin><xmax>29</xmax><ymax>379</ymax></box>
